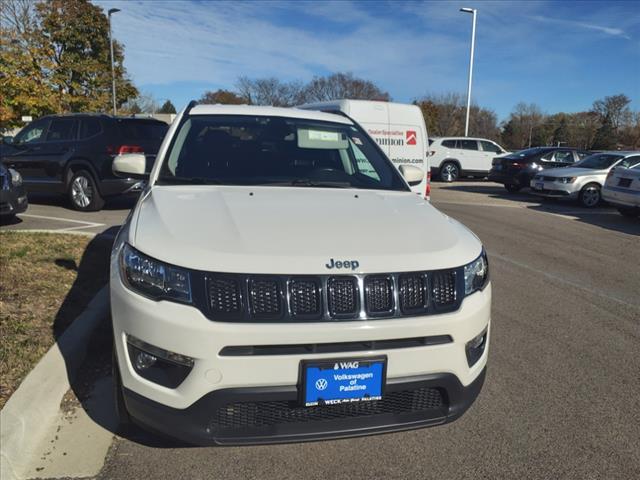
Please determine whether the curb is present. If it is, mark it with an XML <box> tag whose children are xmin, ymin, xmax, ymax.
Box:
<box><xmin>0</xmin><ymin>285</ymin><xmax>110</xmax><ymax>480</ymax></box>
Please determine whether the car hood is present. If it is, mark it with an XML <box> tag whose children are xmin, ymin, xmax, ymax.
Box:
<box><xmin>130</xmin><ymin>186</ymin><xmax>482</xmax><ymax>274</ymax></box>
<box><xmin>541</xmin><ymin>167</ymin><xmax>606</xmax><ymax>177</ymax></box>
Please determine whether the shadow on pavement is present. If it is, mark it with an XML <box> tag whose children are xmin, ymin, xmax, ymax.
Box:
<box><xmin>54</xmin><ymin>225</ymin><xmax>188</xmax><ymax>449</ymax></box>
<box><xmin>439</xmin><ymin>181</ymin><xmax>640</xmax><ymax>236</ymax></box>
<box><xmin>0</xmin><ymin>215</ymin><xmax>23</xmax><ymax>227</ymax></box>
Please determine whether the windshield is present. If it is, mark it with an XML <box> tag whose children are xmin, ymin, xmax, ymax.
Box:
<box><xmin>509</xmin><ymin>147</ymin><xmax>548</xmax><ymax>157</ymax></box>
<box><xmin>158</xmin><ymin>115</ymin><xmax>409</xmax><ymax>191</ymax></box>
<box><xmin>575</xmin><ymin>153</ymin><xmax>624</xmax><ymax>170</ymax></box>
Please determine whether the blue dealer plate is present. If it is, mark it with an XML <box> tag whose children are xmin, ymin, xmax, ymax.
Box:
<box><xmin>301</xmin><ymin>357</ymin><xmax>386</xmax><ymax>407</ymax></box>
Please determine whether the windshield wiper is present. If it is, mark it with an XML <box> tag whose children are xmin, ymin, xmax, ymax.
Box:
<box><xmin>263</xmin><ymin>179</ymin><xmax>352</xmax><ymax>188</ymax></box>
<box><xmin>156</xmin><ymin>176</ymin><xmax>223</xmax><ymax>185</ymax></box>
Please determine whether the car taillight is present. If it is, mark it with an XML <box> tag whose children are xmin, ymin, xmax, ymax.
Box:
<box><xmin>425</xmin><ymin>171</ymin><xmax>431</xmax><ymax>200</ymax></box>
<box><xmin>512</xmin><ymin>162</ymin><xmax>527</xmax><ymax>169</ymax></box>
<box><xmin>107</xmin><ymin>145</ymin><xmax>144</xmax><ymax>155</ymax></box>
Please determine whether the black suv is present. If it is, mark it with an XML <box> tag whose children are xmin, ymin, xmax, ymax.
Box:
<box><xmin>1</xmin><ymin>114</ymin><xmax>168</xmax><ymax>210</ymax></box>
<box><xmin>488</xmin><ymin>147</ymin><xmax>590</xmax><ymax>192</ymax></box>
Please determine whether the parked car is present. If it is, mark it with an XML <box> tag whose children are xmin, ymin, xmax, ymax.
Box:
<box><xmin>602</xmin><ymin>162</ymin><xmax>640</xmax><ymax>217</ymax></box>
<box><xmin>1</xmin><ymin>114</ymin><xmax>169</xmax><ymax>211</ymax></box>
<box><xmin>301</xmin><ymin>100</ymin><xmax>431</xmax><ymax>199</ymax></box>
<box><xmin>429</xmin><ymin>137</ymin><xmax>509</xmax><ymax>182</ymax></box>
<box><xmin>0</xmin><ymin>162</ymin><xmax>28</xmax><ymax>219</ymax></box>
<box><xmin>110</xmin><ymin>102</ymin><xmax>491</xmax><ymax>445</ymax></box>
<box><xmin>530</xmin><ymin>151</ymin><xmax>640</xmax><ymax>207</ymax></box>
<box><xmin>489</xmin><ymin>147</ymin><xmax>590</xmax><ymax>192</ymax></box>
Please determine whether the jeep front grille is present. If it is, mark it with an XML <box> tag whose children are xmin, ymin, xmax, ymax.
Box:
<box><xmin>289</xmin><ymin>279</ymin><xmax>321</xmax><ymax>317</ymax></box>
<box><xmin>327</xmin><ymin>277</ymin><xmax>359</xmax><ymax>317</ymax></box>
<box><xmin>432</xmin><ymin>270</ymin><xmax>457</xmax><ymax>306</ymax></box>
<box><xmin>203</xmin><ymin>268</ymin><xmax>461</xmax><ymax>323</ymax></box>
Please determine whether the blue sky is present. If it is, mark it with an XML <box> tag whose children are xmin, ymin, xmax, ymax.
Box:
<box><xmin>95</xmin><ymin>0</ymin><xmax>640</xmax><ymax>120</ymax></box>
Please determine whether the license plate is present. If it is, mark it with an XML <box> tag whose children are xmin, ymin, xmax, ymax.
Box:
<box><xmin>535</xmin><ymin>182</ymin><xmax>544</xmax><ymax>190</ymax></box>
<box><xmin>301</xmin><ymin>357</ymin><xmax>386</xmax><ymax>407</ymax></box>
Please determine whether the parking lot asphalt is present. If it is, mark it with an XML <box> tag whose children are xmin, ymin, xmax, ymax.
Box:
<box><xmin>6</xmin><ymin>182</ymin><xmax>640</xmax><ymax>480</ymax></box>
<box><xmin>0</xmin><ymin>193</ymin><xmax>135</xmax><ymax>235</ymax></box>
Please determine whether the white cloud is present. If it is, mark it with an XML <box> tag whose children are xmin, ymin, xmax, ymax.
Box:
<box><xmin>529</xmin><ymin>15</ymin><xmax>631</xmax><ymax>39</ymax></box>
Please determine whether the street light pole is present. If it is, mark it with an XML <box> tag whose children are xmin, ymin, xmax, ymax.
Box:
<box><xmin>460</xmin><ymin>7</ymin><xmax>477</xmax><ymax>137</ymax></box>
<box><xmin>108</xmin><ymin>8</ymin><xmax>121</xmax><ymax>116</ymax></box>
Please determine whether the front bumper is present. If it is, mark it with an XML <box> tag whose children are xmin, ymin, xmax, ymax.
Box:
<box><xmin>0</xmin><ymin>186</ymin><xmax>28</xmax><ymax>216</ymax></box>
<box><xmin>111</xmin><ymin>263</ymin><xmax>491</xmax><ymax>444</ymax></box>
<box><xmin>123</xmin><ymin>368</ymin><xmax>486</xmax><ymax>445</ymax></box>
<box><xmin>529</xmin><ymin>179</ymin><xmax>579</xmax><ymax>199</ymax></box>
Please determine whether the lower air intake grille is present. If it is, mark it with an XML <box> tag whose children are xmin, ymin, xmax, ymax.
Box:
<box><xmin>289</xmin><ymin>279</ymin><xmax>320</xmax><ymax>317</ymax></box>
<box><xmin>208</xmin><ymin>277</ymin><xmax>241</xmax><ymax>314</ymax></box>
<box><xmin>432</xmin><ymin>270</ymin><xmax>456</xmax><ymax>306</ymax></box>
<box><xmin>249</xmin><ymin>279</ymin><xmax>281</xmax><ymax>317</ymax></box>
<box><xmin>365</xmin><ymin>276</ymin><xmax>393</xmax><ymax>314</ymax></box>
<box><xmin>211</xmin><ymin>387</ymin><xmax>444</xmax><ymax>430</ymax></box>
<box><xmin>327</xmin><ymin>277</ymin><xmax>358</xmax><ymax>317</ymax></box>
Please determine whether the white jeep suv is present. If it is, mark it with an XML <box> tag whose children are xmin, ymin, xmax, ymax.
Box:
<box><xmin>110</xmin><ymin>103</ymin><xmax>491</xmax><ymax>445</ymax></box>
<box><xmin>430</xmin><ymin>137</ymin><xmax>509</xmax><ymax>182</ymax></box>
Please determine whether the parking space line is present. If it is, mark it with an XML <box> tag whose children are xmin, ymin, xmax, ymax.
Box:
<box><xmin>490</xmin><ymin>251</ymin><xmax>639</xmax><ymax>310</ymax></box>
<box><xmin>434</xmin><ymin>200</ymin><xmax>619</xmax><ymax>216</ymax></box>
<box><xmin>20</xmin><ymin>213</ymin><xmax>105</xmax><ymax>231</ymax></box>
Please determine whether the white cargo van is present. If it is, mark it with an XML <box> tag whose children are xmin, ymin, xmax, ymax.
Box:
<box><xmin>300</xmin><ymin>100</ymin><xmax>430</xmax><ymax>199</ymax></box>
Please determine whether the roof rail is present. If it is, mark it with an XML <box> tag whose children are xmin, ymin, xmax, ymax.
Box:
<box><xmin>184</xmin><ymin>100</ymin><xmax>198</xmax><ymax>115</ymax></box>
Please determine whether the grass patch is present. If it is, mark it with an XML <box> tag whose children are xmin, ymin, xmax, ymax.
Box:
<box><xmin>0</xmin><ymin>232</ymin><xmax>112</xmax><ymax>408</ymax></box>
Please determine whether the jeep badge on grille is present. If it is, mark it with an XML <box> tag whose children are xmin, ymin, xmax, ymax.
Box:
<box><xmin>325</xmin><ymin>258</ymin><xmax>360</xmax><ymax>270</ymax></box>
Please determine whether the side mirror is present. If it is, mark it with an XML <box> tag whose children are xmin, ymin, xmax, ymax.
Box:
<box><xmin>113</xmin><ymin>153</ymin><xmax>148</xmax><ymax>179</ymax></box>
<box><xmin>399</xmin><ymin>165</ymin><xmax>424</xmax><ymax>186</ymax></box>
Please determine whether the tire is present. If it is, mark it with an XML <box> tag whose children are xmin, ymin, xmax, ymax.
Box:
<box><xmin>578</xmin><ymin>183</ymin><xmax>601</xmax><ymax>208</ymax></box>
<box><xmin>112</xmin><ymin>346</ymin><xmax>132</xmax><ymax>431</ymax></box>
<box><xmin>504</xmin><ymin>184</ymin><xmax>521</xmax><ymax>193</ymax></box>
<box><xmin>617</xmin><ymin>207</ymin><xmax>639</xmax><ymax>218</ymax></box>
<box><xmin>67</xmin><ymin>169</ymin><xmax>105</xmax><ymax>211</ymax></box>
<box><xmin>440</xmin><ymin>162</ymin><xmax>460</xmax><ymax>182</ymax></box>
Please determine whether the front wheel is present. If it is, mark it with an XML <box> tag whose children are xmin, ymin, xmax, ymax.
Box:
<box><xmin>68</xmin><ymin>169</ymin><xmax>104</xmax><ymax>211</ymax></box>
<box><xmin>504</xmin><ymin>184</ymin><xmax>521</xmax><ymax>193</ymax></box>
<box><xmin>440</xmin><ymin>162</ymin><xmax>459</xmax><ymax>182</ymax></box>
<box><xmin>579</xmin><ymin>183</ymin><xmax>601</xmax><ymax>208</ymax></box>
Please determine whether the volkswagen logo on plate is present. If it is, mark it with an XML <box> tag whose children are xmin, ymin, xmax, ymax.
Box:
<box><xmin>315</xmin><ymin>378</ymin><xmax>328</xmax><ymax>391</ymax></box>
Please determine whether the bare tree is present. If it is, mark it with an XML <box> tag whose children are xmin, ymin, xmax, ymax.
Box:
<box><xmin>236</xmin><ymin>76</ymin><xmax>304</xmax><ymax>107</ymax></box>
<box><xmin>301</xmin><ymin>73</ymin><xmax>390</xmax><ymax>103</ymax></box>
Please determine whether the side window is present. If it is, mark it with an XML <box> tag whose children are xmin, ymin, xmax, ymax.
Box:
<box><xmin>576</xmin><ymin>151</ymin><xmax>590</xmax><ymax>160</ymax></box>
<box><xmin>618</xmin><ymin>156</ymin><xmax>640</xmax><ymax>168</ymax></box>
<box><xmin>480</xmin><ymin>140</ymin><xmax>501</xmax><ymax>153</ymax></box>
<box><xmin>46</xmin><ymin>119</ymin><xmax>77</xmax><ymax>142</ymax></box>
<box><xmin>459</xmin><ymin>139</ymin><xmax>479</xmax><ymax>150</ymax></box>
<box><xmin>79</xmin><ymin>118</ymin><xmax>102</xmax><ymax>139</ymax></box>
<box><xmin>14</xmin><ymin>121</ymin><xmax>48</xmax><ymax>144</ymax></box>
<box><xmin>553</xmin><ymin>150</ymin><xmax>573</xmax><ymax>163</ymax></box>
<box><xmin>441</xmin><ymin>139</ymin><xmax>456</xmax><ymax>148</ymax></box>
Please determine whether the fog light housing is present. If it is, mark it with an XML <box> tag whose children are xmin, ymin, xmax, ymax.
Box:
<box><xmin>466</xmin><ymin>329</ymin><xmax>488</xmax><ymax>367</ymax></box>
<box><xmin>126</xmin><ymin>335</ymin><xmax>194</xmax><ymax>388</ymax></box>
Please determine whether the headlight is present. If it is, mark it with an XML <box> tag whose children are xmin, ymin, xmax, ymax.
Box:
<box><xmin>464</xmin><ymin>249</ymin><xmax>489</xmax><ymax>296</ymax></box>
<box><xmin>530</xmin><ymin>162</ymin><xmax>542</xmax><ymax>170</ymax></box>
<box><xmin>9</xmin><ymin>168</ymin><xmax>22</xmax><ymax>187</ymax></box>
<box><xmin>120</xmin><ymin>243</ymin><xmax>191</xmax><ymax>302</ymax></box>
<box><xmin>557</xmin><ymin>177</ymin><xmax>576</xmax><ymax>184</ymax></box>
